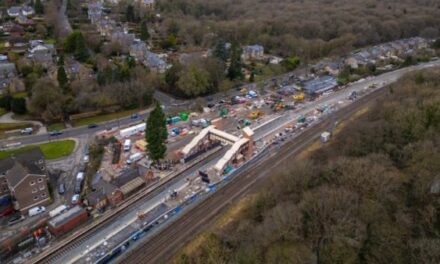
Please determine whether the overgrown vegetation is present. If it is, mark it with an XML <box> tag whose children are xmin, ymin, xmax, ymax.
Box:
<box><xmin>175</xmin><ymin>69</ymin><xmax>440</xmax><ymax>263</ymax></box>
<box><xmin>157</xmin><ymin>0</ymin><xmax>440</xmax><ymax>61</ymax></box>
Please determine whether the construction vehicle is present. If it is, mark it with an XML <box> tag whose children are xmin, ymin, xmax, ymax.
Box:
<box><xmin>272</xmin><ymin>102</ymin><xmax>285</xmax><ymax>112</ymax></box>
<box><xmin>249</xmin><ymin>110</ymin><xmax>264</xmax><ymax>119</ymax></box>
<box><xmin>293</xmin><ymin>93</ymin><xmax>305</xmax><ymax>101</ymax></box>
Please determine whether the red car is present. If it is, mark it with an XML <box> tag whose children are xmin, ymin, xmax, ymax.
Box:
<box><xmin>0</xmin><ymin>206</ymin><xmax>14</xmax><ymax>217</ymax></box>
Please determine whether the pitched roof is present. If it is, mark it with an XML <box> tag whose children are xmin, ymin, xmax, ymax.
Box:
<box><xmin>0</xmin><ymin>148</ymin><xmax>46</xmax><ymax>180</ymax></box>
<box><xmin>113</xmin><ymin>168</ymin><xmax>140</xmax><ymax>188</ymax></box>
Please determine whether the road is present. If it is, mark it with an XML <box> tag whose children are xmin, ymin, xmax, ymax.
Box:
<box><xmin>118</xmin><ymin>79</ymin><xmax>390</xmax><ymax>264</ymax></box>
<box><xmin>2</xmin><ymin>61</ymin><xmax>438</xmax><ymax>150</ymax></box>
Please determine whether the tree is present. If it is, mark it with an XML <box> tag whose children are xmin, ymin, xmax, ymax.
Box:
<box><xmin>126</xmin><ymin>5</ymin><xmax>136</xmax><ymax>22</ymax></box>
<box><xmin>146</xmin><ymin>104</ymin><xmax>168</xmax><ymax>163</ymax></box>
<box><xmin>213</xmin><ymin>40</ymin><xmax>230</xmax><ymax>61</ymax></box>
<box><xmin>29</xmin><ymin>78</ymin><xmax>65</xmax><ymax>122</ymax></box>
<box><xmin>177</xmin><ymin>65</ymin><xmax>210</xmax><ymax>97</ymax></box>
<box><xmin>140</xmin><ymin>21</ymin><xmax>150</xmax><ymax>41</ymax></box>
<box><xmin>10</xmin><ymin>98</ymin><xmax>27</xmax><ymax>115</ymax></box>
<box><xmin>281</xmin><ymin>55</ymin><xmax>300</xmax><ymax>71</ymax></box>
<box><xmin>34</xmin><ymin>0</ymin><xmax>44</xmax><ymax>15</ymax></box>
<box><xmin>57</xmin><ymin>65</ymin><xmax>69</xmax><ymax>92</ymax></box>
<box><xmin>227</xmin><ymin>43</ymin><xmax>243</xmax><ymax>80</ymax></box>
<box><xmin>64</xmin><ymin>32</ymin><xmax>89</xmax><ymax>62</ymax></box>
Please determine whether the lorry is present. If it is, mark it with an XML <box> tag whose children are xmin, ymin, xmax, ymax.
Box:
<box><xmin>123</xmin><ymin>139</ymin><xmax>131</xmax><ymax>152</ymax></box>
<box><xmin>29</xmin><ymin>206</ymin><xmax>46</xmax><ymax>217</ymax></box>
<box><xmin>126</xmin><ymin>152</ymin><xmax>144</xmax><ymax>165</ymax></box>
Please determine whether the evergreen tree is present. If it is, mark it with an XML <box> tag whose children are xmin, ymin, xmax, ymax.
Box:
<box><xmin>57</xmin><ymin>65</ymin><xmax>69</xmax><ymax>92</ymax></box>
<box><xmin>214</xmin><ymin>40</ymin><xmax>229</xmax><ymax>61</ymax></box>
<box><xmin>64</xmin><ymin>32</ymin><xmax>89</xmax><ymax>62</ymax></box>
<box><xmin>58</xmin><ymin>54</ymin><xmax>65</xmax><ymax>67</ymax></box>
<box><xmin>227</xmin><ymin>43</ymin><xmax>243</xmax><ymax>80</ymax></box>
<box><xmin>146</xmin><ymin>104</ymin><xmax>168</xmax><ymax>163</ymax></box>
<box><xmin>140</xmin><ymin>21</ymin><xmax>150</xmax><ymax>41</ymax></box>
<box><xmin>126</xmin><ymin>5</ymin><xmax>136</xmax><ymax>22</ymax></box>
<box><xmin>34</xmin><ymin>0</ymin><xmax>44</xmax><ymax>15</ymax></box>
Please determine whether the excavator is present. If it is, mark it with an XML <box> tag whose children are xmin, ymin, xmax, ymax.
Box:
<box><xmin>293</xmin><ymin>93</ymin><xmax>305</xmax><ymax>101</ymax></box>
<box><xmin>249</xmin><ymin>110</ymin><xmax>264</xmax><ymax>119</ymax></box>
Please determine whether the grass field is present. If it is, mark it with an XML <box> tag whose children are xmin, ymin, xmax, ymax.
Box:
<box><xmin>47</xmin><ymin>123</ymin><xmax>66</xmax><ymax>131</ymax></box>
<box><xmin>0</xmin><ymin>122</ymin><xmax>32</xmax><ymax>135</ymax></box>
<box><xmin>72</xmin><ymin>109</ymin><xmax>140</xmax><ymax>127</ymax></box>
<box><xmin>0</xmin><ymin>140</ymin><xmax>76</xmax><ymax>160</ymax></box>
<box><xmin>0</xmin><ymin>108</ymin><xmax>6</xmax><ymax>116</ymax></box>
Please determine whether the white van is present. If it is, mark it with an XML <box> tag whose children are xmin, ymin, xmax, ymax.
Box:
<box><xmin>28</xmin><ymin>206</ymin><xmax>46</xmax><ymax>217</ymax></box>
<box><xmin>76</xmin><ymin>172</ymin><xmax>84</xmax><ymax>181</ymax></box>
<box><xmin>123</xmin><ymin>139</ymin><xmax>131</xmax><ymax>152</ymax></box>
<box><xmin>126</xmin><ymin>152</ymin><xmax>144</xmax><ymax>165</ymax></box>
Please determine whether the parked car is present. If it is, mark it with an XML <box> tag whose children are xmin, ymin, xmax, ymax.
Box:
<box><xmin>130</xmin><ymin>113</ymin><xmax>139</xmax><ymax>119</ymax></box>
<box><xmin>58</xmin><ymin>183</ymin><xmax>65</xmax><ymax>195</ymax></box>
<box><xmin>71</xmin><ymin>194</ymin><xmax>80</xmax><ymax>205</ymax></box>
<box><xmin>49</xmin><ymin>130</ymin><xmax>63</xmax><ymax>136</ymax></box>
<box><xmin>88</xmin><ymin>123</ymin><xmax>98</xmax><ymax>129</ymax></box>
<box><xmin>20</xmin><ymin>127</ymin><xmax>33</xmax><ymax>135</ymax></box>
<box><xmin>8</xmin><ymin>215</ymin><xmax>25</xmax><ymax>226</ymax></box>
<box><xmin>29</xmin><ymin>206</ymin><xmax>46</xmax><ymax>217</ymax></box>
<box><xmin>83</xmin><ymin>155</ymin><xmax>89</xmax><ymax>163</ymax></box>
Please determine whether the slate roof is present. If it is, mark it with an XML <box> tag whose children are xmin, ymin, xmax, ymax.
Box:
<box><xmin>113</xmin><ymin>168</ymin><xmax>140</xmax><ymax>188</ymax></box>
<box><xmin>0</xmin><ymin>148</ymin><xmax>46</xmax><ymax>187</ymax></box>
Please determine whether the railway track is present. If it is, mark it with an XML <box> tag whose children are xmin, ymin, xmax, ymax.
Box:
<box><xmin>119</xmin><ymin>87</ymin><xmax>387</xmax><ymax>264</ymax></box>
<box><xmin>29</xmin><ymin>147</ymin><xmax>225</xmax><ymax>264</ymax></box>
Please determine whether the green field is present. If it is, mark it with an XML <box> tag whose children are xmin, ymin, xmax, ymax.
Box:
<box><xmin>0</xmin><ymin>108</ymin><xmax>6</xmax><ymax>116</ymax></box>
<box><xmin>0</xmin><ymin>140</ymin><xmax>76</xmax><ymax>160</ymax></box>
<box><xmin>72</xmin><ymin>109</ymin><xmax>141</xmax><ymax>127</ymax></box>
<box><xmin>0</xmin><ymin>122</ymin><xmax>32</xmax><ymax>135</ymax></box>
<box><xmin>47</xmin><ymin>123</ymin><xmax>66</xmax><ymax>131</ymax></box>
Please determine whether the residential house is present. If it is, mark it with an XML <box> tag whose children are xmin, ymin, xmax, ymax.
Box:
<box><xmin>136</xmin><ymin>0</ymin><xmax>155</xmax><ymax>9</ymax></box>
<box><xmin>111</xmin><ymin>31</ymin><xmax>135</xmax><ymax>48</ymax></box>
<box><xmin>7</xmin><ymin>6</ymin><xmax>34</xmax><ymax>17</ymax></box>
<box><xmin>28</xmin><ymin>43</ymin><xmax>56</xmax><ymax>68</ymax></box>
<box><xmin>144</xmin><ymin>51</ymin><xmax>169</xmax><ymax>73</ymax></box>
<box><xmin>7</xmin><ymin>7</ymin><xmax>22</xmax><ymax>17</ymax></box>
<box><xmin>16</xmin><ymin>13</ymin><xmax>34</xmax><ymax>26</ymax></box>
<box><xmin>129</xmin><ymin>41</ymin><xmax>148</xmax><ymax>59</ymax></box>
<box><xmin>0</xmin><ymin>148</ymin><xmax>51</xmax><ymax>214</ymax></box>
<box><xmin>241</xmin><ymin>44</ymin><xmax>264</xmax><ymax>61</ymax></box>
<box><xmin>95</xmin><ymin>17</ymin><xmax>117</xmax><ymax>37</ymax></box>
<box><xmin>324</xmin><ymin>62</ymin><xmax>342</xmax><ymax>76</ymax></box>
<box><xmin>6</xmin><ymin>23</ymin><xmax>25</xmax><ymax>37</ymax></box>
<box><xmin>0</xmin><ymin>63</ymin><xmax>17</xmax><ymax>92</ymax></box>
<box><xmin>87</xmin><ymin>2</ymin><xmax>103</xmax><ymax>23</ymax></box>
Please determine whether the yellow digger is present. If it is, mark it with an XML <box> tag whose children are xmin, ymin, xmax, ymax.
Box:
<box><xmin>249</xmin><ymin>110</ymin><xmax>264</xmax><ymax>119</ymax></box>
<box><xmin>293</xmin><ymin>93</ymin><xmax>305</xmax><ymax>101</ymax></box>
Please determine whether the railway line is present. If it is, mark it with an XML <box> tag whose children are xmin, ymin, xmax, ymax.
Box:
<box><xmin>118</xmin><ymin>86</ymin><xmax>388</xmax><ymax>264</ymax></box>
<box><xmin>28</xmin><ymin>147</ymin><xmax>225</xmax><ymax>264</ymax></box>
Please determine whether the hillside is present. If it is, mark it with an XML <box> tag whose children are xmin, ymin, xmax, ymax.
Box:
<box><xmin>157</xmin><ymin>0</ymin><xmax>440</xmax><ymax>60</ymax></box>
<box><xmin>174</xmin><ymin>68</ymin><xmax>440</xmax><ymax>263</ymax></box>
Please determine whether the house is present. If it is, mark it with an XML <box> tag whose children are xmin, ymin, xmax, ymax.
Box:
<box><xmin>241</xmin><ymin>45</ymin><xmax>264</xmax><ymax>61</ymax></box>
<box><xmin>95</xmin><ymin>17</ymin><xmax>117</xmax><ymax>37</ymax></box>
<box><xmin>86</xmin><ymin>185</ymin><xmax>109</xmax><ymax>212</ymax></box>
<box><xmin>324</xmin><ymin>62</ymin><xmax>342</xmax><ymax>76</ymax></box>
<box><xmin>0</xmin><ymin>148</ymin><xmax>51</xmax><ymax>214</ymax></box>
<box><xmin>136</xmin><ymin>0</ymin><xmax>155</xmax><ymax>9</ymax></box>
<box><xmin>0</xmin><ymin>63</ymin><xmax>17</xmax><ymax>80</ymax></box>
<box><xmin>29</xmin><ymin>52</ymin><xmax>54</xmax><ymax>68</ymax></box>
<box><xmin>87</xmin><ymin>2</ymin><xmax>103</xmax><ymax>23</ymax></box>
<box><xmin>6</xmin><ymin>23</ymin><xmax>25</xmax><ymax>37</ymax></box>
<box><xmin>129</xmin><ymin>41</ymin><xmax>148</xmax><ymax>59</ymax></box>
<box><xmin>92</xmin><ymin>179</ymin><xmax>122</xmax><ymax>206</ymax></box>
<box><xmin>7</xmin><ymin>6</ymin><xmax>34</xmax><ymax>17</ymax></box>
<box><xmin>111</xmin><ymin>31</ymin><xmax>135</xmax><ymax>48</ymax></box>
<box><xmin>16</xmin><ymin>13</ymin><xmax>34</xmax><ymax>26</ymax></box>
<box><xmin>7</xmin><ymin>7</ymin><xmax>22</xmax><ymax>17</ymax></box>
<box><xmin>144</xmin><ymin>51</ymin><xmax>169</xmax><ymax>73</ymax></box>
<box><xmin>29</xmin><ymin>43</ymin><xmax>56</xmax><ymax>55</ymax></box>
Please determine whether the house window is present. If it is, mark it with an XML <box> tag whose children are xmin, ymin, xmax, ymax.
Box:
<box><xmin>32</xmin><ymin>188</ymin><xmax>37</xmax><ymax>193</ymax></box>
<box><xmin>38</xmin><ymin>178</ymin><xmax>43</xmax><ymax>183</ymax></box>
<box><xmin>33</xmin><ymin>196</ymin><xmax>39</xmax><ymax>201</ymax></box>
<box><xmin>39</xmin><ymin>185</ymin><xmax>45</xmax><ymax>191</ymax></box>
<box><xmin>30</xmin><ymin>181</ymin><xmax>35</xmax><ymax>186</ymax></box>
<box><xmin>41</xmin><ymin>193</ymin><xmax>46</xmax><ymax>198</ymax></box>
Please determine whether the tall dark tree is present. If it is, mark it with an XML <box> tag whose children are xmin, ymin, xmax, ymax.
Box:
<box><xmin>34</xmin><ymin>0</ymin><xmax>44</xmax><ymax>15</ymax></box>
<box><xmin>227</xmin><ymin>43</ymin><xmax>243</xmax><ymax>80</ymax></box>
<box><xmin>10</xmin><ymin>98</ymin><xmax>27</xmax><ymax>115</ymax></box>
<box><xmin>126</xmin><ymin>5</ymin><xmax>136</xmax><ymax>22</ymax></box>
<box><xmin>146</xmin><ymin>103</ymin><xmax>168</xmax><ymax>163</ymax></box>
<box><xmin>57</xmin><ymin>65</ymin><xmax>69</xmax><ymax>92</ymax></box>
<box><xmin>64</xmin><ymin>32</ymin><xmax>89</xmax><ymax>62</ymax></box>
<box><xmin>140</xmin><ymin>21</ymin><xmax>150</xmax><ymax>41</ymax></box>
